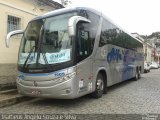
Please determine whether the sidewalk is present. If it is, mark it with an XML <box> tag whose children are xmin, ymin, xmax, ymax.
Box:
<box><xmin>0</xmin><ymin>64</ymin><xmax>17</xmax><ymax>90</ymax></box>
<box><xmin>0</xmin><ymin>64</ymin><xmax>32</xmax><ymax>107</ymax></box>
<box><xmin>0</xmin><ymin>90</ymin><xmax>31</xmax><ymax>108</ymax></box>
<box><xmin>0</xmin><ymin>64</ymin><xmax>17</xmax><ymax>84</ymax></box>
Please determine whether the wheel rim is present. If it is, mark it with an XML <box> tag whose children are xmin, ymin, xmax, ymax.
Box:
<box><xmin>97</xmin><ymin>79</ymin><xmax>104</xmax><ymax>91</ymax></box>
<box><xmin>135</xmin><ymin>72</ymin><xmax>138</xmax><ymax>79</ymax></box>
<box><xmin>138</xmin><ymin>70</ymin><xmax>141</xmax><ymax>78</ymax></box>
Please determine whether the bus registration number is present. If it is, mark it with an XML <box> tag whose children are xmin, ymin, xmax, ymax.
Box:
<box><xmin>32</xmin><ymin>90</ymin><xmax>41</xmax><ymax>95</ymax></box>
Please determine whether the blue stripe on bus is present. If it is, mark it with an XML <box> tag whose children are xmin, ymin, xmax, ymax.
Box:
<box><xmin>18</xmin><ymin>69</ymin><xmax>66</xmax><ymax>77</ymax></box>
<box><xmin>18</xmin><ymin>71</ymin><xmax>51</xmax><ymax>76</ymax></box>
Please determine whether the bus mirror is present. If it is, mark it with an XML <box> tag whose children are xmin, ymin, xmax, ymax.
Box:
<box><xmin>68</xmin><ymin>16</ymin><xmax>91</xmax><ymax>36</ymax></box>
<box><xmin>6</xmin><ymin>30</ymin><xmax>24</xmax><ymax>48</ymax></box>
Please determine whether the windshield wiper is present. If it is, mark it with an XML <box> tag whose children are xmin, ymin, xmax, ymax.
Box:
<box><xmin>22</xmin><ymin>46</ymin><xmax>35</xmax><ymax>71</ymax></box>
<box><xmin>41</xmin><ymin>51</ymin><xmax>53</xmax><ymax>71</ymax></box>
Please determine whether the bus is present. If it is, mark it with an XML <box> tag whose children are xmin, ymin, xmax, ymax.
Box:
<box><xmin>6</xmin><ymin>7</ymin><xmax>144</xmax><ymax>99</ymax></box>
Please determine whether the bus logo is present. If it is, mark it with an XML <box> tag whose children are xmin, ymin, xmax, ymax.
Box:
<box><xmin>18</xmin><ymin>75</ymin><xmax>25</xmax><ymax>80</ymax></box>
<box><xmin>107</xmin><ymin>48</ymin><xmax>122</xmax><ymax>63</ymax></box>
<box><xmin>54</xmin><ymin>72</ymin><xmax>65</xmax><ymax>77</ymax></box>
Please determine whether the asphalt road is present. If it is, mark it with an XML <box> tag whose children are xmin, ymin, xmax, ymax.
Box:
<box><xmin>0</xmin><ymin>69</ymin><xmax>160</xmax><ymax>115</ymax></box>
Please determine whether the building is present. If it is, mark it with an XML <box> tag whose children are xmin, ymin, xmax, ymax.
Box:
<box><xmin>0</xmin><ymin>0</ymin><xmax>63</xmax><ymax>84</ymax></box>
<box><xmin>132</xmin><ymin>33</ymin><xmax>153</xmax><ymax>63</ymax></box>
<box><xmin>146</xmin><ymin>37</ymin><xmax>160</xmax><ymax>62</ymax></box>
<box><xmin>145</xmin><ymin>43</ymin><xmax>153</xmax><ymax>62</ymax></box>
<box><xmin>0</xmin><ymin>0</ymin><xmax>63</xmax><ymax>64</ymax></box>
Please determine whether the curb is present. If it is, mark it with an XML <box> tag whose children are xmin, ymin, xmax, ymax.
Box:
<box><xmin>0</xmin><ymin>82</ymin><xmax>17</xmax><ymax>91</ymax></box>
<box><xmin>0</xmin><ymin>95</ymin><xmax>32</xmax><ymax>108</ymax></box>
<box><xmin>0</xmin><ymin>81</ymin><xmax>33</xmax><ymax>108</ymax></box>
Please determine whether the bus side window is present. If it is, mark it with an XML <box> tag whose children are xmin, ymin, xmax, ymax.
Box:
<box><xmin>99</xmin><ymin>19</ymin><xmax>113</xmax><ymax>47</ymax></box>
<box><xmin>76</xmin><ymin>22</ymin><xmax>90</xmax><ymax>62</ymax></box>
<box><xmin>77</xmin><ymin>10</ymin><xmax>100</xmax><ymax>63</ymax></box>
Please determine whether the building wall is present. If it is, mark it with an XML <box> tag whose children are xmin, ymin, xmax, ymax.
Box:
<box><xmin>146</xmin><ymin>45</ymin><xmax>152</xmax><ymax>62</ymax></box>
<box><xmin>144</xmin><ymin>42</ymin><xmax>152</xmax><ymax>62</ymax></box>
<box><xmin>0</xmin><ymin>0</ymin><xmax>56</xmax><ymax>63</ymax></box>
<box><xmin>0</xmin><ymin>4</ymin><xmax>34</xmax><ymax>63</ymax></box>
<box><xmin>0</xmin><ymin>0</ymin><xmax>62</xmax><ymax>84</ymax></box>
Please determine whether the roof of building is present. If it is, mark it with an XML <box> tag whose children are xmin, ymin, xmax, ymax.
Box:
<box><xmin>37</xmin><ymin>0</ymin><xmax>64</xmax><ymax>9</ymax></box>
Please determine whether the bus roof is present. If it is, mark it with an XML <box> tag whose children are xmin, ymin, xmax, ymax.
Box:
<box><xmin>31</xmin><ymin>6</ymin><xmax>143</xmax><ymax>44</ymax></box>
<box><xmin>32</xmin><ymin>7</ymin><xmax>102</xmax><ymax>21</ymax></box>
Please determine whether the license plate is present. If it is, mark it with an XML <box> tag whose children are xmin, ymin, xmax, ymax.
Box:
<box><xmin>32</xmin><ymin>90</ymin><xmax>41</xmax><ymax>95</ymax></box>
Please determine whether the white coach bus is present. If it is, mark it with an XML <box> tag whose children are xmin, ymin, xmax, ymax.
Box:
<box><xmin>6</xmin><ymin>7</ymin><xmax>144</xmax><ymax>99</ymax></box>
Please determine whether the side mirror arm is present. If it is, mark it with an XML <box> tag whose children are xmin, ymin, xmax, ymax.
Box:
<box><xmin>6</xmin><ymin>30</ymin><xmax>24</xmax><ymax>48</ymax></box>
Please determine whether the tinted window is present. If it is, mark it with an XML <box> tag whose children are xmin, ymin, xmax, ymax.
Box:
<box><xmin>76</xmin><ymin>10</ymin><xmax>100</xmax><ymax>62</ymax></box>
<box><xmin>99</xmin><ymin>19</ymin><xmax>113</xmax><ymax>47</ymax></box>
<box><xmin>77</xmin><ymin>22</ymin><xmax>90</xmax><ymax>60</ymax></box>
<box><xmin>79</xmin><ymin>10</ymin><xmax>100</xmax><ymax>49</ymax></box>
<box><xmin>99</xmin><ymin>19</ymin><xmax>142</xmax><ymax>51</ymax></box>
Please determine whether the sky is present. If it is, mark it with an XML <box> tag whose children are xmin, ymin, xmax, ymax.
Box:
<box><xmin>54</xmin><ymin>0</ymin><xmax>160</xmax><ymax>35</ymax></box>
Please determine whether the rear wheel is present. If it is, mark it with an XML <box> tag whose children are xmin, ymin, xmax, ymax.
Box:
<box><xmin>91</xmin><ymin>73</ymin><xmax>104</xmax><ymax>98</ymax></box>
<box><xmin>134</xmin><ymin>70</ymin><xmax>139</xmax><ymax>80</ymax></box>
<box><xmin>138</xmin><ymin>69</ymin><xmax>141</xmax><ymax>79</ymax></box>
<box><xmin>134</xmin><ymin>68</ymin><xmax>141</xmax><ymax>80</ymax></box>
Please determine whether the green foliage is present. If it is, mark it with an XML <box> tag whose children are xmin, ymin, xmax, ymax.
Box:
<box><xmin>147</xmin><ymin>32</ymin><xmax>160</xmax><ymax>39</ymax></box>
<box><xmin>141</xmin><ymin>32</ymin><xmax>160</xmax><ymax>39</ymax></box>
<box><xmin>61</xmin><ymin>0</ymin><xmax>71</xmax><ymax>6</ymax></box>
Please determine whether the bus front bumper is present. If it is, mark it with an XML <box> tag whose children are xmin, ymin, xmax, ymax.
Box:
<box><xmin>16</xmin><ymin>76</ymin><xmax>79</xmax><ymax>99</ymax></box>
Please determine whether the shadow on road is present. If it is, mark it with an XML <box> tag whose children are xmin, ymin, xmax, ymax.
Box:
<box><xmin>25</xmin><ymin>78</ymin><xmax>141</xmax><ymax>107</ymax></box>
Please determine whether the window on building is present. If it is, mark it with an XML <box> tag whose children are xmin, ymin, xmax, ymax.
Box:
<box><xmin>7</xmin><ymin>15</ymin><xmax>21</xmax><ymax>33</ymax></box>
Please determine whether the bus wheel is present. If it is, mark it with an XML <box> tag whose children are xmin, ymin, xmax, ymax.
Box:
<box><xmin>138</xmin><ymin>69</ymin><xmax>141</xmax><ymax>79</ymax></box>
<box><xmin>134</xmin><ymin>69</ymin><xmax>140</xmax><ymax>81</ymax></box>
<box><xmin>91</xmin><ymin>73</ymin><xmax>104</xmax><ymax>98</ymax></box>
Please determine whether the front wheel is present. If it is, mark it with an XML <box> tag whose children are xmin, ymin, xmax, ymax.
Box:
<box><xmin>91</xmin><ymin>74</ymin><xmax>104</xmax><ymax>98</ymax></box>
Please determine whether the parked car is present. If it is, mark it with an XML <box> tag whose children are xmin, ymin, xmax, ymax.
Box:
<box><xmin>157</xmin><ymin>62</ymin><xmax>160</xmax><ymax>68</ymax></box>
<box><xmin>144</xmin><ymin>62</ymin><xmax>150</xmax><ymax>73</ymax></box>
<box><xmin>150</xmin><ymin>61</ymin><xmax>159</xmax><ymax>69</ymax></box>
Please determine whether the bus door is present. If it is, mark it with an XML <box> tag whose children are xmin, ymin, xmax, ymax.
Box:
<box><xmin>76</xmin><ymin>22</ymin><xmax>93</xmax><ymax>94</ymax></box>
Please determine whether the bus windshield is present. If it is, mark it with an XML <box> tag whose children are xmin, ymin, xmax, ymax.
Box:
<box><xmin>18</xmin><ymin>13</ymin><xmax>76</xmax><ymax>73</ymax></box>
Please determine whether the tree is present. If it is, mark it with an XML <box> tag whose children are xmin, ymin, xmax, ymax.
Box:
<box><xmin>61</xmin><ymin>0</ymin><xmax>71</xmax><ymax>6</ymax></box>
<box><xmin>148</xmin><ymin>32</ymin><xmax>160</xmax><ymax>39</ymax></box>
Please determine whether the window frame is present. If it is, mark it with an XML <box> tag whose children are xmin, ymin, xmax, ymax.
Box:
<box><xmin>75</xmin><ymin>10</ymin><xmax>100</xmax><ymax>63</ymax></box>
<box><xmin>7</xmin><ymin>15</ymin><xmax>21</xmax><ymax>33</ymax></box>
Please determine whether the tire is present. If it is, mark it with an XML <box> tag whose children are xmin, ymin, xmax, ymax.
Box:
<box><xmin>91</xmin><ymin>73</ymin><xmax>104</xmax><ymax>98</ymax></box>
<box><xmin>134</xmin><ymin>68</ymin><xmax>141</xmax><ymax>81</ymax></box>
<box><xmin>134</xmin><ymin>69</ymin><xmax>139</xmax><ymax>81</ymax></box>
<box><xmin>138</xmin><ymin>69</ymin><xmax>141</xmax><ymax>79</ymax></box>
